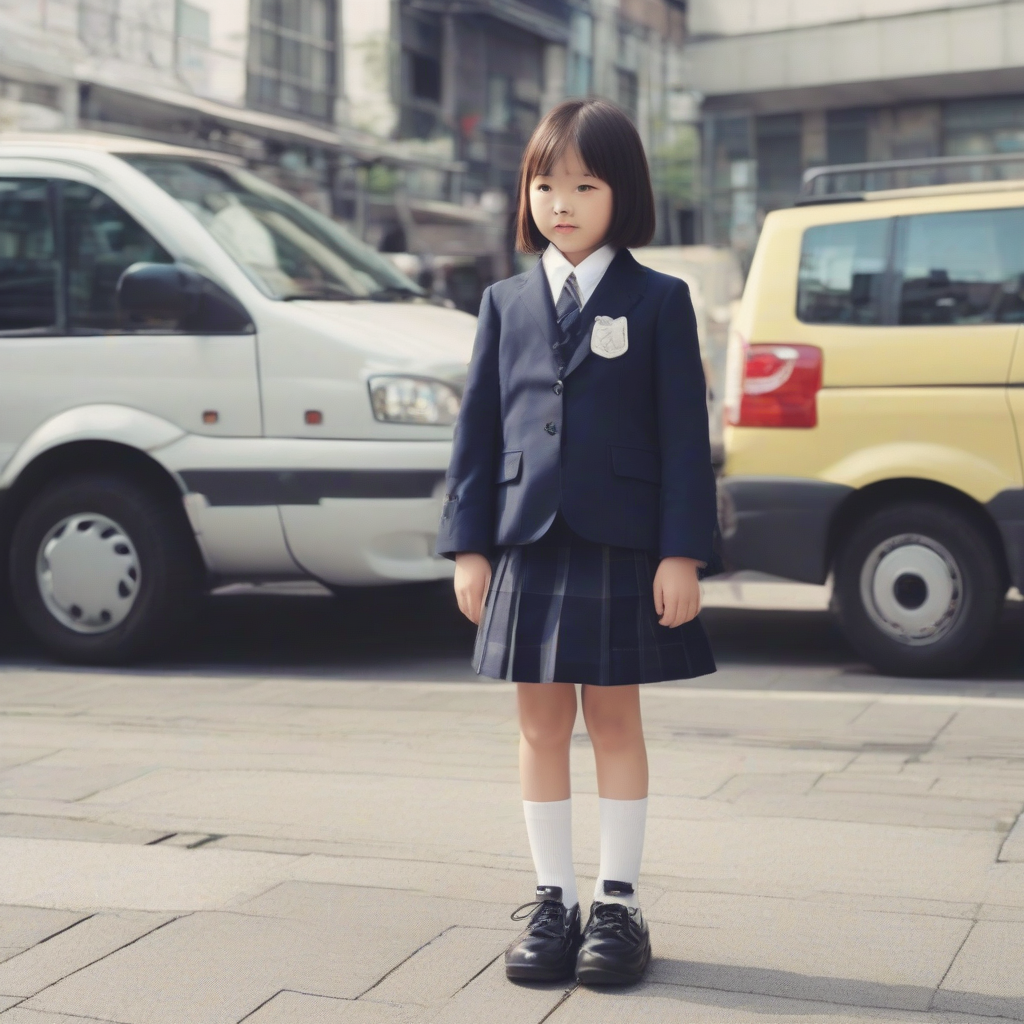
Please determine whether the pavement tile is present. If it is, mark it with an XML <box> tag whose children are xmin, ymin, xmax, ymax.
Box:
<box><xmin>422</xmin><ymin>958</ymin><xmax>571</xmax><ymax>1024</ymax></box>
<box><xmin>548</xmin><ymin>982</ymin><xmax>998</xmax><ymax>1023</ymax></box>
<box><xmin>286</xmin><ymin>855</ymin><xmax>535</xmax><ymax>908</ymax></box>
<box><xmin>0</xmin><ymin>995</ymin><xmax>22</xmax><ymax>1010</ymax></box>
<box><xmin>0</xmin><ymin>911</ymin><xmax>171</xmax><ymax>999</ymax></box>
<box><xmin>997</xmin><ymin>814</ymin><xmax>1024</xmax><ymax>862</ymax></box>
<box><xmin>844</xmin><ymin>703</ymin><xmax>956</xmax><ymax>739</ymax></box>
<box><xmin>643</xmin><ymin>815</ymin><xmax>998</xmax><ymax>903</ymax></box>
<box><xmin>940</xmin><ymin>708</ymin><xmax>1024</xmax><ymax>742</ymax></box>
<box><xmin>78</xmin><ymin>768</ymin><xmax>524</xmax><ymax>852</ymax></box>
<box><xmin>0</xmin><ymin>1009</ymin><xmax>122</xmax><ymax>1022</ymax></box>
<box><xmin>0</xmin><ymin>837</ymin><xmax>300</xmax><ymax>913</ymax></box>
<box><xmin>361</xmin><ymin>926</ymin><xmax>510</xmax><ymax>1007</ymax></box>
<box><xmin>935</xmin><ymin>920</ymin><xmax>1024</xmax><ymax>1019</ymax></box>
<box><xmin>0</xmin><ymin>815</ymin><xmax>167</xmax><ymax>846</ymax></box>
<box><xmin>0</xmin><ymin>907</ymin><xmax>84</xmax><ymax>951</ymax></box>
<box><xmin>242</xmin><ymin>992</ymin><xmax>418</xmax><ymax>1023</ymax></box>
<box><xmin>0</xmin><ymin>766</ymin><xmax>151</xmax><ymax>803</ymax></box>
<box><xmin>724</xmin><ymin>790</ymin><xmax>1014</xmax><ymax>831</ymax></box>
<box><xmin>647</xmin><ymin>891</ymin><xmax>970</xmax><ymax>1010</ymax></box>
<box><xmin>23</xmin><ymin>885</ymin><xmax>491</xmax><ymax>1024</ymax></box>
<box><xmin>814</xmin><ymin>773</ymin><xmax>938</xmax><ymax>795</ymax></box>
<box><xmin>0</xmin><ymin>751</ymin><xmax>57</xmax><ymax>772</ymax></box>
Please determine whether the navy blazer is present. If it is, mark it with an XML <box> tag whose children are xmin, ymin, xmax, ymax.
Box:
<box><xmin>436</xmin><ymin>248</ymin><xmax>717</xmax><ymax>563</ymax></box>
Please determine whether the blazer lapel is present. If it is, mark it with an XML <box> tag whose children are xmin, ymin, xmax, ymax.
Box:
<box><xmin>514</xmin><ymin>259</ymin><xmax>560</xmax><ymax>372</ymax></box>
<box><xmin>562</xmin><ymin>248</ymin><xmax>648</xmax><ymax>378</ymax></box>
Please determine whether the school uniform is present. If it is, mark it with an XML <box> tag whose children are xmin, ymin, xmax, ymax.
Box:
<box><xmin>437</xmin><ymin>244</ymin><xmax>718</xmax><ymax>686</ymax></box>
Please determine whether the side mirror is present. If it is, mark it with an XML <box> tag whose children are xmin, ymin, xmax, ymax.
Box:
<box><xmin>116</xmin><ymin>263</ymin><xmax>254</xmax><ymax>334</ymax></box>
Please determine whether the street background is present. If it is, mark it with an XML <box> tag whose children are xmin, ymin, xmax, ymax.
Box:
<box><xmin>4</xmin><ymin>0</ymin><xmax>1024</xmax><ymax>1020</ymax></box>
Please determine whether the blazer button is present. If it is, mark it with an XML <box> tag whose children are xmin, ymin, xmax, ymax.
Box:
<box><xmin>553</xmin><ymin>381</ymin><xmax>563</xmax><ymax>396</ymax></box>
<box><xmin>544</xmin><ymin>422</ymin><xmax>557</xmax><ymax>435</ymax></box>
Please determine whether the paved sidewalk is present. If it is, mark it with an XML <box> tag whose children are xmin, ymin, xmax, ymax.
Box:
<box><xmin>1</xmin><ymin>665</ymin><xmax>1024</xmax><ymax>1023</ymax></box>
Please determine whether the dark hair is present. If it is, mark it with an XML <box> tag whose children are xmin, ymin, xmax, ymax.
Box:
<box><xmin>514</xmin><ymin>99</ymin><xmax>656</xmax><ymax>254</ymax></box>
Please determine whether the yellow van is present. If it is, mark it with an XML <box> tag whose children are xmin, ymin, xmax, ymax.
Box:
<box><xmin>719</xmin><ymin>157</ymin><xmax>1024</xmax><ymax>677</ymax></box>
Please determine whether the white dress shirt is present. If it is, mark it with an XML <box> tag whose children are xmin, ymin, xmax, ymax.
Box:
<box><xmin>541</xmin><ymin>243</ymin><xmax>618</xmax><ymax>308</ymax></box>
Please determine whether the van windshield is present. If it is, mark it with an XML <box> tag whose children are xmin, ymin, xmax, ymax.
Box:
<box><xmin>123</xmin><ymin>156</ymin><xmax>423</xmax><ymax>302</ymax></box>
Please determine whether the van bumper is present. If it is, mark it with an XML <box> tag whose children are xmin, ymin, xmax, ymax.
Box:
<box><xmin>718</xmin><ymin>476</ymin><xmax>853</xmax><ymax>585</ymax></box>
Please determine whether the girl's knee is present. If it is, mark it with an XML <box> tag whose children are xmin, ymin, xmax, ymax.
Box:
<box><xmin>520</xmin><ymin>715</ymin><xmax>574</xmax><ymax>750</ymax></box>
<box><xmin>583</xmin><ymin>689</ymin><xmax>642</xmax><ymax>749</ymax></box>
<box><xmin>519</xmin><ymin>688</ymin><xmax>576</xmax><ymax>749</ymax></box>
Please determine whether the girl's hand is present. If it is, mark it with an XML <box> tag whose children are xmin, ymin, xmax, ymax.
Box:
<box><xmin>454</xmin><ymin>552</ymin><xmax>492</xmax><ymax>624</ymax></box>
<box><xmin>653</xmin><ymin>557</ymin><xmax>702</xmax><ymax>628</ymax></box>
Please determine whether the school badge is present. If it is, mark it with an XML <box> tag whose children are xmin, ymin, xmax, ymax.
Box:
<box><xmin>590</xmin><ymin>315</ymin><xmax>629</xmax><ymax>359</ymax></box>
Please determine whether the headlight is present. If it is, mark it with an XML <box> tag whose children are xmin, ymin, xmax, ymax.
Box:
<box><xmin>368</xmin><ymin>375</ymin><xmax>462</xmax><ymax>425</ymax></box>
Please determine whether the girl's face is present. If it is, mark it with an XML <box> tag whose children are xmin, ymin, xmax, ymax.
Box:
<box><xmin>529</xmin><ymin>148</ymin><xmax>613</xmax><ymax>266</ymax></box>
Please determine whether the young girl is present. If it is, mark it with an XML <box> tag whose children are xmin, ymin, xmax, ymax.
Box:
<box><xmin>437</xmin><ymin>98</ymin><xmax>718</xmax><ymax>987</ymax></box>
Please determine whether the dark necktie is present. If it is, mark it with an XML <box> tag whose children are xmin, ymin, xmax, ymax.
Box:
<box><xmin>553</xmin><ymin>273</ymin><xmax>583</xmax><ymax>371</ymax></box>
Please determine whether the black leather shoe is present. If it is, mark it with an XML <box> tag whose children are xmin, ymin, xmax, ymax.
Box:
<box><xmin>576</xmin><ymin>886</ymin><xmax>651</xmax><ymax>986</ymax></box>
<box><xmin>505</xmin><ymin>885</ymin><xmax>582</xmax><ymax>982</ymax></box>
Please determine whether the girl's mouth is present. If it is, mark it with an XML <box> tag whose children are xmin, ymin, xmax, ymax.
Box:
<box><xmin>554</xmin><ymin>224</ymin><xmax>576</xmax><ymax>233</ymax></box>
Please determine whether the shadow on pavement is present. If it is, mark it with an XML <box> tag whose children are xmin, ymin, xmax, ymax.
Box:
<box><xmin>0</xmin><ymin>581</ymin><xmax>1021</xmax><ymax>683</ymax></box>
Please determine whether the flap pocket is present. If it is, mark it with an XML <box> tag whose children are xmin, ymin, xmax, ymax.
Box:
<box><xmin>610</xmin><ymin>445</ymin><xmax>660</xmax><ymax>484</ymax></box>
<box><xmin>497</xmin><ymin>450</ymin><xmax>523</xmax><ymax>484</ymax></box>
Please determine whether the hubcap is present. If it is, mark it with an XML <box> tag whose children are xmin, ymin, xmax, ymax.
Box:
<box><xmin>859</xmin><ymin>533</ymin><xmax>962</xmax><ymax>645</ymax></box>
<box><xmin>36</xmin><ymin>513</ymin><xmax>141</xmax><ymax>634</ymax></box>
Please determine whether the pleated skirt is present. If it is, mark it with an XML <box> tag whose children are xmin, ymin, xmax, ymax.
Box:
<box><xmin>473</xmin><ymin>515</ymin><xmax>716</xmax><ymax>686</ymax></box>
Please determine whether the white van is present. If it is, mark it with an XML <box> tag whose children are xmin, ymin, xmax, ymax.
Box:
<box><xmin>0</xmin><ymin>133</ymin><xmax>476</xmax><ymax>663</ymax></box>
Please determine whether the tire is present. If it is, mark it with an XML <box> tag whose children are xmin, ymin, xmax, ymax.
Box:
<box><xmin>833</xmin><ymin>502</ymin><xmax>1004</xmax><ymax>677</ymax></box>
<box><xmin>9</xmin><ymin>474</ymin><xmax>201</xmax><ymax>664</ymax></box>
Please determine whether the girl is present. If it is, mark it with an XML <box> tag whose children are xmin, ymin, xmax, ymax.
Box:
<box><xmin>437</xmin><ymin>98</ymin><xmax>717</xmax><ymax>987</ymax></box>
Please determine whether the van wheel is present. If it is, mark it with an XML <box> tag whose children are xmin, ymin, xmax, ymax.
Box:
<box><xmin>9</xmin><ymin>475</ymin><xmax>200</xmax><ymax>664</ymax></box>
<box><xmin>833</xmin><ymin>503</ymin><xmax>1004</xmax><ymax>677</ymax></box>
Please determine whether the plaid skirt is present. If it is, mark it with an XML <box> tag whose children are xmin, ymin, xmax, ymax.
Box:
<box><xmin>473</xmin><ymin>515</ymin><xmax>716</xmax><ymax>686</ymax></box>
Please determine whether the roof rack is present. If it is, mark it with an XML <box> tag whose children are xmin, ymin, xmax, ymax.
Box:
<box><xmin>798</xmin><ymin>152</ymin><xmax>1024</xmax><ymax>205</ymax></box>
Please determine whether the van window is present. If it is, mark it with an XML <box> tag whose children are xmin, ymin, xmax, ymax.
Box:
<box><xmin>0</xmin><ymin>179</ymin><xmax>57</xmax><ymax>334</ymax></box>
<box><xmin>797</xmin><ymin>219</ymin><xmax>891</xmax><ymax>325</ymax></box>
<box><xmin>124</xmin><ymin>156</ymin><xmax>422</xmax><ymax>302</ymax></box>
<box><xmin>63</xmin><ymin>182</ymin><xmax>173</xmax><ymax>333</ymax></box>
<box><xmin>896</xmin><ymin>209</ymin><xmax>1024</xmax><ymax>325</ymax></box>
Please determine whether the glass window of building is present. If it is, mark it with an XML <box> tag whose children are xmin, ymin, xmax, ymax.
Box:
<box><xmin>756</xmin><ymin>114</ymin><xmax>802</xmax><ymax>212</ymax></box>
<box><xmin>896</xmin><ymin>209</ymin><xmax>1024</xmax><ymax>326</ymax></box>
<box><xmin>798</xmin><ymin>219</ymin><xmax>891</xmax><ymax>325</ymax></box>
<box><xmin>827</xmin><ymin>108</ymin><xmax>870</xmax><ymax>165</ymax></box>
<box><xmin>567</xmin><ymin>12</ymin><xmax>593</xmax><ymax>97</ymax></box>
<box><xmin>945</xmin><ymin>97</ymin><xmax>1024</xmax><ymax>158</ymax></box>
<box><xmin>400</xmin><ymin>9</ymin><xmax>443</xmax><ymax>139</ymax></box>
<box><xmin>248</xmin><ymin>0</ymin><xmax>336</xmax><ymax>122</ymax></box>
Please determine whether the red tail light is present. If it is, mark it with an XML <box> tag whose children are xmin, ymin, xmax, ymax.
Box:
<box><xmin>728</xmin><ymin>343</ymin><xmax>822</xmax><ymax>428</ymax></box>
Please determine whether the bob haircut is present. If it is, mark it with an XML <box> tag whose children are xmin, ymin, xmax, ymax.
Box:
<box><xmin>514</xmin><ymin>99</ymin><xmax>656</xmax><ymax>254</ymax></box>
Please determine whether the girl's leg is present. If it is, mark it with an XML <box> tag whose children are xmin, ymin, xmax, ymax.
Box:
<box><xmin>581</xmin><ymin>684</ymin><xmax>648</xmax><ymax>908</ymax></box>
<box><xmin>517</xmin><ymin>682</ymin><xmax>578</xmax><ymax>908</ymax></box>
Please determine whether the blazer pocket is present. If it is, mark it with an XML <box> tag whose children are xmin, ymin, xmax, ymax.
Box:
<box><xmin>610</xmin><ymin>445</ymin><xmax>661</xmax><ymax>484</ymax></box>
<box><xmin>497</xmin><ymin>450</ymin><xmax>523</xmax><ymax>484</ymax></box>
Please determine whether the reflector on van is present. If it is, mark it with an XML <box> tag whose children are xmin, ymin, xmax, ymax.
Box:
<box><xmin>728</xmin><ymin>344</ymin><xmax>822</xmax><ymax>428</ymax></box>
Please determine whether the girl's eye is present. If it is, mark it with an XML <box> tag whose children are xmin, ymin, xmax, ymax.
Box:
<box><xmin>535</xmin><ymin>183</ymin><xmax>551</xmax><ymax>192</ymax></box>
<box><xmin>577</xmin><ymin>185</ymin><xmax>594</xmax><ymax>192</ymax></box>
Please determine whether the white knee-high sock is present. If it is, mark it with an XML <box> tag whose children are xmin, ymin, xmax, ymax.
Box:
<box><xmin>522</xmin><ymin>799</ymin><xmax>578</xmax><ymax>909</ymax></box>
<box><xmin>594</xmin><ymin>797</ymin><xmax>648</xmax><ymax>909</ymax></box>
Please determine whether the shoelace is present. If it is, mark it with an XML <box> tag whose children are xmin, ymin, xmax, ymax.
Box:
<box><xmin>510</xmin><ymin>899</ymin><xmax>565</xmax><ymax>938</ymax></box>
<box><xmin>588</xmin><ymin>902</ymin><xmax>635</xmax><ymax>941</ymax></box>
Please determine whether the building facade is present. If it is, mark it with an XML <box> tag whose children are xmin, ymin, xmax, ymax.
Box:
<box><xmin>0</xmin><ymin>0</ymin><xmax>696</xmax><ymax>306</ymax></box>
<box><xmin>684</xmin><ymin>0</ymin><xmax>1024</xmax><ymax>255</ymax></box>
<box><xmin>345</xmin><ymin>0</ymin><xmax>697</xmax><ymax>261</ymax></box>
